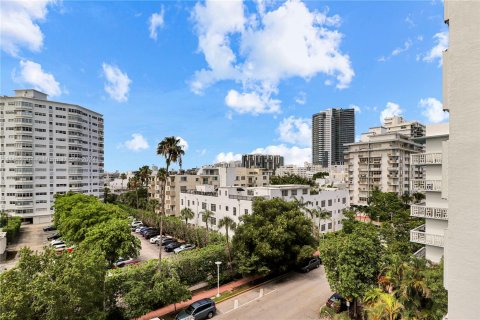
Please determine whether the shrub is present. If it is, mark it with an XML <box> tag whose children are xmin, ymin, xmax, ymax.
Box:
<box><xmin>2</xmin><ymin>217</ymin><xmax>22</xmax><ymax>242</ymax></box>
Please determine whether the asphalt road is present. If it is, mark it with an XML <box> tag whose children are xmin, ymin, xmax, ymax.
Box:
<box><xmin>216</xmin><ymin>267</ymin><xmax>333</xmax><ymax>320</ymax></box>
<box><xmin>132</xmin><ymin>232</ymin><xmax>173</xmax><ymax>261</ymax></box>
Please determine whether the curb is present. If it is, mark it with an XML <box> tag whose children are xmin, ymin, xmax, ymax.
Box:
<box><xmin>213</xmin><ymin>272</ymin><xmax>292</xmax><ymax>304</ymax></box>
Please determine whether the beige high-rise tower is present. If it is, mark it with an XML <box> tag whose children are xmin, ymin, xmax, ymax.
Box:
<box><xmin>443</xmin><ymin>1</ymin><xmax>480</xmax><ymax>319</ymax></box>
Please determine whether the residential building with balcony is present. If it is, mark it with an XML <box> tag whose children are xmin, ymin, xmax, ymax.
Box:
<box><xmin>179</xmin><ymin>184</ymin><xmax>349</xmax><ymax>235</ymax></box>
<box><xmin>0</xmin><ymin>89</ymin><xmax>104</xmax><ymax>223</ymax></box>
<box><xmin>345</xmin><ymin>117</ymin><xmax>425</xmax><ymax>205</ymax></box>
<box><xmin>241</xmin><ymin>154</ymin><xmax>284</xmax><ymax>172</ymax></box>
<box><xmin>443</xmin><ymin>1</ymin><xmax>480</xmax><ymax>318</ymax></box>
<box><xmin>409</xmin><ymin>123</ymin><xmax>449</xmax><ymax>263</ymax></box>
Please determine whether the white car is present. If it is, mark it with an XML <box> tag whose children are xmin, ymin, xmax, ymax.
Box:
<box><xmin>150</xmin><ymin>235</ymin><xmax>162</xmax><ymax>244</ymax></box>
<box><xmin>54</xmin><ymin>243</ymin><xmax>66</xmax><ymax>249</ymax></box>
<box><xmin>51</xmin><ymin>239</ymin><xmax>64</xmax><ymax>246</ymax></box>
<box><xmin>173</xmin><ymin>244</ymin><xmax>196</xmax><ymax>254</ymax></box>
<box><xmin>131</xmin><ymin>221</ymin><xmax>143</xmax><ymax>227</ymax></box>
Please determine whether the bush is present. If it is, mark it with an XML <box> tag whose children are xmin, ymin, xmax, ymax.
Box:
<box><xmin>2</xmin><ymin>216</ymin><xmax>22</xmax><ymax>242</ymax></box>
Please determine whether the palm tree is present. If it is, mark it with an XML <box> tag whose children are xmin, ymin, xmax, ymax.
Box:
<box><xmin>156</xmin><ymin>137</ymin><xmax>185</xmax><ymax>272</ymax></box>
<box><xmin>128</xmin><ymin>176</ymin><xmax>140</xmax><ymax>208</ymax></box>
<box><xmin>218</xmin><ymin>216</ymin><xmax>237</xmax><ymax>269</ymax></box>
<box><xmin>401</xmin><ymin>192</ymin><xmax>413</xmax><ymax>208</ymax></box>
<box><xmin>201</xmin><ymin>210</ymin><xmax>215</xmax><ymax>244</ymax></box>
<box><xmin>365</xmin><ymin>292</ymin><xmax>404</xmax><ymax>320</ymax></box>
<box><xmin>318</xmin><ymin>209</ymin><xmax>332</xmax><ymax>235</ymax></box>
<box><xmin>120</xmin><ymin>173</ymin><xmax>127</xmax><ymax>190</ymax></box>
<box><xmin>103</xmin><ymin>187</ymin><xmax>110</xmax><ymax>203</ymax></box>
<box><xmin>180</xmin><ymin>208</ymin><xmax>195</xmax><ymax>225</ymax></box>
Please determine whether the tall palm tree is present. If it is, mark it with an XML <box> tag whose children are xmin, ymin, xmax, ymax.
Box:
<box><xmin>218</xmin><ymin>216</ymin><xmax>236</xmax><ymax>269</ymax></box>
<box><xmin>120</xmin><ymin>173</ymin><xmax>127</xmax><ymax>190</ymax></box>
<box><xmin>156</xmin><ymin>137</ymin><xmax>185</xmax><ymax>272</ymax></box>
<box><xmin>180</xmin><ymin>208</ymin><xmax>194</xmax><ymax>225</ymax></box>
<box><xmin>201</xmin><ymin>210</ymin><xmax>215</xmax><ymax>244</ymax></box>
<box><xmin>128</xmin><ymin>176</ymin><xmax>140</xmax><ymax>208</ymax></box>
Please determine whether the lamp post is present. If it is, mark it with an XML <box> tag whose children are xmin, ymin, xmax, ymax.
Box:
<box><xmin>215</xmin><ymin>261</ymin><xmax>222</xmax><ymax>297</ymax></box>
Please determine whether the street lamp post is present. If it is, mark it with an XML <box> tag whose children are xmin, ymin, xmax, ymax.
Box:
<box><xmin>215</xmin><ymin>261</ymin><xmax>222</xmax><ymax>297</ymax></box>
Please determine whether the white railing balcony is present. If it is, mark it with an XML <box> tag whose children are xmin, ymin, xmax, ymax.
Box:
<box><xmin>413</xmin><ymin>247</ymin><xmax>426</xmax><ymax>258</ymax></box>
<box><xmin>411</xmin><ymin>179</ymin><xmax>442</xmax><ymax>192</ymax></box>
<box><xmin>411</xmin><ymin>204</ymin><xmax>448</xmax><ymax>220</ymax></box>
<box><xmin>411</xmin><ymin>153</ymin><xmax>443</xmax><ymax>165</ymax></box>
<box><xmin>410</xmin><ymin>224</ymin><xmax>445</xmax><ymax>247</ymax></box>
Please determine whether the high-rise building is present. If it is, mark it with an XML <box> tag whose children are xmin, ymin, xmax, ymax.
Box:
<box><xmin>312</xmin><ymin>108</ymin><xmax>354</xmax><ymax>167</ymax></box>
<box><xmin>409</xmin><ymin>123</ymin><xmax>449</xmax><ymax>263</ymax></box>
<box><xmin>241</xmin><ymin>154</ymin><xmax>284</xmax><ymax>172</ymax></box>
<box><xmin>0</xmin><ymin>89</ymin><xmax>104</xmax><ymax>224</ymax></box>
<box><xmin>344</xmin><ymin>116</ymin><xmax>425</xmax><ymax>206</ymax></box>
<box><xmin>443</xmin><ymin>1</ymin><xmax>480</xmax><ymax>318</ymax></box>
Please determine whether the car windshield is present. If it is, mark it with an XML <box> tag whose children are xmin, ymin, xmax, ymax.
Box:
<box><xmin>185</xmin><ymin>305</ymin><xmax>195</xmax><ymax>314</ymax></box>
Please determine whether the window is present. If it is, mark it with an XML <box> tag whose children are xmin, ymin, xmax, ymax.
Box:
<box><xmin>211</xmin><ymin>204</ymin><xmax>216</xmax><ymax>212</ymax></box>
<box><xmin>321</xmin><ymin>224</ymin><xmax>326</xmax><ymax>232</ymax></box>
<box><xmin>291</xmin><ymin>189</ymin><xmax>297</xmax><ymax>196</ymax></box>
<box><xmin>202</xmin><ymin>202</ymin><xmax>206</xmax><ymax>209</ymax></box>
<box><xmin>321</xmin><ymin>200</ymin><xmax>325</xmax><ymax>207</ymax></box>
<box><xmin>244</xmin><ymin>209</ymin><xmax>248</xmax><ymax>215</ymax></box>
<box><xmin>181</xmin><ymin>199</ymin><xmax>184</xmax><ymax>205</ymax></box>
<box><xmin>302</xmin><ymin>189</ymin><xmax>308</xmax><ymax>195</ymax></box>
<box><xmin>342</xmin><ymin>197</ymin><xmax>346</xmax><ymax>204</ymax></box>
<box><xmin>328</xmin><ymin>222</ymin><xmax>332</xmax><ymax>229</ymax></box>
<box><xmin>328</xmin><ymin>199</ymin><xmax>332</xmax><ymax>206</ymax></box>
<box><xmin>226</xmin><ymin>206</ymin><xmax>229</xmax><ymax>211</ymax></box>
<box><xmin>233</xmin><ymin>207</ymin><xmax>237</xmax><ymax>216</ymax></box>
<box><xmin>187</xmin><ymin>200</ymin><xmax>190</xmax><ymax>206</ymax></box>
<box><xmin>210</xmin><ymin>217</ymin><xmax>216</xmax><ymax>226</ymax></box>
<box><xmin>281</xmin><ymin>190</ymin><xmax>288</xmax><ymax>196</ymax></box>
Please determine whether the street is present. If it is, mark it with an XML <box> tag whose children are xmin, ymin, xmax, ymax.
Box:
<box><xmin>216</xmin><ymin>267</ymin><xmax>333</xmax><ymax>320</ymax></box>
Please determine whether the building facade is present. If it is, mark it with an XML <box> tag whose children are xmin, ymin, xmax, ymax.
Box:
<box><xmin>345</xmin><ymin>118</ymin><xmax>424</xmax><ymax>205</ymax></box>
<box><xmin>312</xmin><ymin>108</ymin><xmax>355</xmax><ymax>167</ymax></box>
<box><xmin>241</xmin><ymin>154</ymin><xmax>284</xmax><ymax>172</ymax></box>
<box><xmin>409</xmin><ymin>124</ymin><xmax>448</xmax><ymax>263</ymax></box>
<box><xmin>0</xmin><ymin>89</ymin><xmax>104</xmax><ymax>223</ymax></box>
<box><xmin>180</xmin><ymin>185</ymin><xmax>350</xmax><ymax>235</ymax></box>
<box><xmin>443</xmin><ymin>1</ymin><xmax>480</xmax><ymax>318</ymax></box>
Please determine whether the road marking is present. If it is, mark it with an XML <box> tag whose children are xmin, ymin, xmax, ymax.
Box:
<box><xmin>220</xmin><ymin>289</ymin><xmax>278</xmax><ymax>315</ymax></box>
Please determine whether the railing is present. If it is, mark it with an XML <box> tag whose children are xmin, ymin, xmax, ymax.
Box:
<box><xmin>229</xmin><ymin>194</ymin><xmax>254</xmax><ymax>201</ymax></box>
<box><xmin>413</xmin><ymin>247</ymin><xmax>426</xmax><ymax>258</ymax></box>
<box><xmin>411</xmin><ymin>204</ymin><xmax>448</xmax><ymax>220</ymax></box>
<box><xmin>410</xmin><ymin>224</ymin><xmax>445</xmax><ymax>247</ymax></box>
<box><xmin>411</xmin><ymin>179</ymin><xmax>442</xmax><ymax>192</ymax></box>
<box><xmin>411</xmin><ymin>153</ymin><xmax>442</xmax><ymax>165</ymax></box>
<box><xmin>180</xmin><ymin>190</ymin><xmax>218</xmax><ymax>197</ymax></box>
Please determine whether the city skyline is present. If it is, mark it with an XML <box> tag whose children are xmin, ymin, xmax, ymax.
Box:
<box><xmin>1</xmin><ymin>1</ymin><xmax>448</xmax><ymax>171</ymax></box>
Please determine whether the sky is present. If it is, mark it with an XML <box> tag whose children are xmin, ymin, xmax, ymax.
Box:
<box><xmin>0</xmin><ymin>0</ymin><xmax>449</xmax><ymax>172</ymax></box>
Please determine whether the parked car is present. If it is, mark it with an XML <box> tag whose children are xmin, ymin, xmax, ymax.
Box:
<box><xmin>50</xmin><ymin>239</ymin><xmax>64</xmax><ymax>246</ymax></box>
<box><xmin>131</xmin><ymin>224</ymin><xmax>143</xmax><ymax>231</ymax></box>
<box><xmin>136</xmin><ymin>226</ymin><xmax>149</xmax><ymax>234</ymax></box>
<box><xmin>140</xmin><ymin>227</ymin><xmax>154</xmax><ymax>236</ymax></box>
<box><xmin>150</xmin><ymin>235</ymin><xmax>163</xmax><ymax>244</ymax></box>
<box><xmin>175</xmin><ymin>298</ymin><xmax>216</xmax><ymax>320</ymax></box>
<box><xmin>131</xmin><ymin>220</ymin><xmax>143</xmax><ymax>227</ymax></box>
<box><xmin>43</xmin><ymin>225</ymin><xmax>56</xmax><ymax>232</ymax></box>
<box><xmin>165</xmin><ymin>241</ymin><xmax>183</xmax><ymax>252</ymax></box>
<box><xmin>160</xmin><ymin>237</ymin><xmax>176</xmax><ymax>246</ymax></box>
<box><xmin>174</xmin><ymin>244</ymin><xmax>196</xmax><ymax>254</ymax></box>
<box><xmin>54</xmin><ymin>243</ymin><xmax>67</xmax><ymax>249</ymax></box>
<box><xmin>297</xmin><ymin>257</ymin><xmax>321</xmax><ymax>273</ymax></box>
<box><xmin>113</xmin><ymin>259</ymin><xmax>140</xmax><ymax>269</ymax></box>
<box><xmin>326</xmin><ymin>293</ymin><xmax>348</xmax><ymax>313</ymax></box>
<box><xmin>144</xmin><ymin>229</ymin><xmax>160</xmax><ymax>239</ymax></box>
<box><xmin>47</xmin><ymin>233</ymin><xmax>61</xmax><ymax>241</ymax></box>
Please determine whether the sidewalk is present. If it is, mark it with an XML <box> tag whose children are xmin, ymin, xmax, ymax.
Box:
<box><xmin>139</xmin><ymin>275</ymin><xmax>261</xmax><ymax>320</ymax></box>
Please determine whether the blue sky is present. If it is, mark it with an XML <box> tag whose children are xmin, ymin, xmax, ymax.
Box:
<box><xmin>0</xmin><ymin>0</ymin><xmax>448</xmax><ymax>171</ymax></box>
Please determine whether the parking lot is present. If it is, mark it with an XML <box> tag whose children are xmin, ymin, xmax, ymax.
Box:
<box><xmin>132</xmin><ymin>232</ymin><xmax>174</xmax><ymax>261</ymax></box>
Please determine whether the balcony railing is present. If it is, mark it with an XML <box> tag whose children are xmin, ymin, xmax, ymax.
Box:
<box><xmin>411</xmin><ymin>153</ymin><xmax>442</xmax><ymax>165</ymax></box>
<box><xmin>411</xmin><ymin>179</ymin><xmax>442</xmax><ymax>192</ymax></box>
<box><xmin>413</xmin><ymin>247</ymin><xmax>426</xmax><ymax>258</ymax></box>
<box><xmin>411</xmin><ymin>204</ymin><xmax>448</xmax><ymax>220</ymax></box>
<box><xmin>410</xmin><ymin>224</ymin><xmax>445</xmax><ymax>247</ymax></box>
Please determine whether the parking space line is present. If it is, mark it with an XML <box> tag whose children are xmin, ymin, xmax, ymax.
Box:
<box><xmin>220</xmin><ymin>288</ymin><xmax>278</xmax><ymax>315</ymax></box>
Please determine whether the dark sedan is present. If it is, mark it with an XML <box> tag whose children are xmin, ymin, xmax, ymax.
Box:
<box><xmin>144</xmin><ymin>229</ymin><xmax>160</xmax><ymax>239</ymax></box>
<box><xmin>165</xmin><ymin>241</ymin><xmax>183</xmax><ymax>252</ymax></box>
<box><xmin>43</xmin><ymin>225</ymin><xmax>56</xmax><ymax>232</ymax></box>
<box><xmin>47</xmin><ymin>233</ymin><xmax>61</xmax><ymax>241</ymax></box>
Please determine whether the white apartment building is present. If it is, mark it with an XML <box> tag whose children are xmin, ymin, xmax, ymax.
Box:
<box><xmin>180</xmin><ymin>184</ymin><xmax>350</xmax><ymax>235</ymax></box>
<box><xmin>345</xmin><ymin>117</ymin><xmax>424</xmax><ymax>205</ymax></box>
<box><xmin>217</xmin><ymin>166</ymin><xmax>271</xmax><ymax>188</ymax></box>
<box><xmin>409</xmin><ymin>124</ymin><xmax>448</xmax><ymax>263</ymax></box>
<box><xmin>0</xmin><ymin>89</ymin><xmax>104</xmax><ymax>223</ymax></box>
<box><xmin>104</xmin><ymin>171</ymin><xmax>133</xmax><ymax>194</ymax></box>
<box><xmin>383</xmin><ymin>116</ymin><xmax>425</xmax><ymax>138</ymax></box>
<box><xmin>443</xmin><ymin>1</ymin><xmax>480</xmax><ymax>318</ymax></box>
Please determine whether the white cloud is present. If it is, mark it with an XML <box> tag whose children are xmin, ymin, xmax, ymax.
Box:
<box><xmin>197</xmin><ymin>149</ymin><xmax>207</xmax><ymax>156</ymax></box>
<box><xmin>351</xmin><ymin>104</ymin><xmax>361</xmax><ymax>113</ymax></box>
<box><xmin>295</xmin><ymin>91</ymin><xmax>306</xmax><ymax>105</ymax></box>
<box><xmin>14</xmin><ymin>60</ymin><xmax>61</xmax><ymax>96</ymax></box>
<box><xmin>419</xmin><ymin>97</ymin><xmax>448</xmax><ymax>123</ymax></box>
<box><xmin>423</xmin><ymin>31</ymin><xmax>448</xmax><ymax>66</ymax></box>
<box><xmin>102</xmin><ymin>63</ymin><xmax>132</xmax><ymax>102</ymax></box>
<box><xmin>379</xmin><ymin>39</ymin><xmax>412</xmax><ymax>62</ymax></box>
<box><xmin>122</xmin><ymin>134</ymin><xmax>149</xmax><ymax>151</ymax></box>
<box><xmin>177</xmin><ymin>136</ymin><xmax>189</xmax><ymax>152</ymax></box>
<box><xmin>0</xmin><ymin>0</ymin><xmax>56</xmax><ymax>56</ymax></box>
<box><xmin>215</xmin><ymin>152</ymin><xmax>242</xmax><ymax>163</ymax></box>
<box><xmin>149</xmin><ymin>7</ymin><xmax>165</xmax><ymax>40</ymax></box>
<box><xmin>225</xmin><ymin>89</ymin><xmax>280</xmax><ymax>114</ymax></box>
<box><xmin>191</xmin><ymin>0</ymin><xmax>354</xmax><ymax>115</ymax></box>
<box><xmin>277</xmin><ymin>116</ymin><xmax>311</xmax><ymax>146</ymax></box>
<box><xmin>405</xmin><ymin>14</ymin><xmax>415</xmax><ymax>28</ymax></box>
<box><xmin>380</xmin><ymin>102</ymin><xmax>403</xmax><ymax>123</ymax></box>
<box><xmin>251</xmin><ymin>144</ymin><xmax>311</xmax><ymax>166</ymax></box>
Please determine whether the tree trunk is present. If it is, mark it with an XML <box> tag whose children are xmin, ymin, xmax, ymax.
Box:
<box><xmin>226</xmin><ymin>228</ymin><xmax>233</xmax><ymax>271</ymax></box>
<box><xmin>158</xmin><ymin>164</ymin><xmax>169</xmax><ymax>273</ymax></box>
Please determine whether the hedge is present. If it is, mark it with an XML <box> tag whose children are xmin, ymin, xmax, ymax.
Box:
<box><xmin>2</xmin><ymin>216</ymin><xmax>22</xmax><ymax>242</ymax></box>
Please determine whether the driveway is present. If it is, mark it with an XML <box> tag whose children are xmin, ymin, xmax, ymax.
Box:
<box><xmin>132</xmin><ymin>232</ymin><xmax>173</xmax><ymax>261</ymax></box>
<box><xmin>216</xmin><ymin>267</ymin><xmax>333</xmax><ymax>320</ymax></box>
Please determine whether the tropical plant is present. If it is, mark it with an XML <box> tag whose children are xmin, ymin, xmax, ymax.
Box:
<box><xmin>218</xmin><ymin>216</ymin><xmax>237</xmax><ymax>269</ymax></box>
<box><xmin>156</xmin><ymin>137</ymin><xmax>185</xmax><ymax>271</ymax></box>
<box><xmin>180</xmin><ymin>208</ymin><xmax>195</xmax><ymax>225</ymax></box>
<box><xmin>201</xmin><ymin>210</ymin><xmax>215</xmax><ymax>244</ymax></box>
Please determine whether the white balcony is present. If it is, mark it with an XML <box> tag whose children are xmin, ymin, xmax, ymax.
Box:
<box><xmin>411</xmin><ymin>179</ymin><xmax>442</xmax><ymax>192</ymax></box>
<box><xmin>411</xmin><ymin>153</ymin><xmax>443</xmax><ymax>165</ymax></box>
<box><xmin>413</xmin><ymin>247</ymin><xmax>426</xmax><ymax>258</ymax></box>
<box><xmin>411</xmin><ymin>204</ymin><xmax>448</xmax><ymax>220</ymax></box>
<box><xmin>410</xmin><ymin>224</ymin><xmax>445</xmax><ymax>247</ymax></box>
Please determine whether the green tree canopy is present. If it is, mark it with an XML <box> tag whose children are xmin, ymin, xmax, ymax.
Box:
<box><xmin>270</xmin><ymin>173</ymin><xmax>314</xmax><ymax>186</ymax></box>
<box><xmin>232</xmin><ymin>198</ymin><xmax>316</xmax><ymax>275</ymax></box>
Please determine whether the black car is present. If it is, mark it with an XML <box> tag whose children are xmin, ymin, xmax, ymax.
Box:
<box><xmin>165</xmin><ymin>241</ymin><xmax>183</xmax><ymax>252</ymax></box>
<box><xmin>298</xmin><ymin>257</ymin><xmax>321</xmax><ymax>273</ymax></box>
<box><xmin>43</xmin><ymin>225</ymin><xmax>56</xmax><ymax>232</ymax></box>
<box><xmin>47</xmin><ymin>233</ymin><xmax>61</xmax><ymax>241</ymax></box>
<box><xmin>160</xmin><ymin>237</ymin><xmax>176</xmax><ymax>246</ymax></box>
<box><xmin>326</xmin><ymin>293</ymin><xmax>348</xmax><ymax>313</ymax></box>
<box><xmin>175</xmin><ymin>298</ymin><xmax>216</xmax><ymax>320</ymax></box>
<box><xmin>144</xmin><ymin>229</ymin><xmax>160</xmax><ymax>239</ymax></box>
